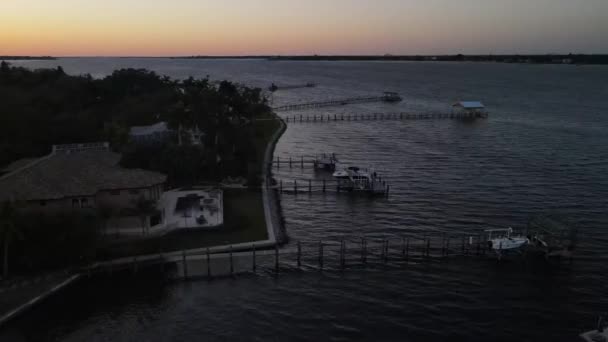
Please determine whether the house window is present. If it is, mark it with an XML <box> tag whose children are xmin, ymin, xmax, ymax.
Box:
<box><xmin>129</xmin><ymin>189</ymin><xmax>140</xmax><ymax>195</ymax></box>
<box><xmin>81</xmin><ymin>198</ymin><xmax>89</xmax><ymax>208</ymax></box>
<box><xmin>110</xmin><ymin>189</ymin><xmax>120</xmax><ymax>196</ymax></box>
<box><xmin>72</xmin><ymin>198</ymin><xmax>80</xmax><ymax>208</ymax></box>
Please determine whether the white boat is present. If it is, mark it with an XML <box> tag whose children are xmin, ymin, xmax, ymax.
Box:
<box><xmin>485</xmin><ymin>228</ymin><xmax>529</xmax><ymax>254</ymax></box>
<box><xmin>314</xmin><ymin>153</ymin><xmax>339</xmax><ymax>171</ymax></box>
<box><xmin>332</xmin><ymin>166</ymin><xmax>385</xmax><ymax>194</ymax></box>
<box><xmin>332</xmin><ymin>166</ymin><xmax>374</xmax><ymax>182</ymax></box>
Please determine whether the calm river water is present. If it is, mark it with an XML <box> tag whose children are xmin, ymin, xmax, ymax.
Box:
<box><xmin>2</xmin><ymin>58</ymin><xmax>608</xmax><ymax>341</ymax></box>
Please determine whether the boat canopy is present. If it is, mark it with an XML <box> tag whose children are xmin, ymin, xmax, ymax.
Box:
<box><xmin>453</xmin><ymin>101</ymin><xmax>485</xmax><ymax>109</ymax></box>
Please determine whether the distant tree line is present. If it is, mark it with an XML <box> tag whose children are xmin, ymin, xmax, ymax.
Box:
<box><xmin>266</xmin><ymin>54</ymin><xmax>608</xmax><ymax>64</ymax></box>
<box><xmin>0</xmin><ymin>61</ymin><xmax>270</xmax><ymax>184</ymax></box>
<box><xmin>0</xmin><ymin>56</ymin><xmax>56</xmax><ymax>60</ymax></box>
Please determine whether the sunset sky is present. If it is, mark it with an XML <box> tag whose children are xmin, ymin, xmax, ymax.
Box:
<box><xmin>1</xmin><ymin>0</ymin><xmax>607</xmax><ymax>56</ymax></box>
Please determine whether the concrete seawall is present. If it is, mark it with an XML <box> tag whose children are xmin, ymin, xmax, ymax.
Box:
<box><xmin>262</xmin><ymin>113</ymin><xmax>288</xmax><ymax>245</ymax></box>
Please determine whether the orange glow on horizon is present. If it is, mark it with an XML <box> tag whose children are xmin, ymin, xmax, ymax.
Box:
<box><xmin>1</xmin><ymin>0</ymin><xmax>607</xmax><ymax>56</ymax></box>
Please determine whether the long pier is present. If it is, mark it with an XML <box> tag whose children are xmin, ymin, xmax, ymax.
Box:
<box><xmin>282</xmin><ymin>111</ymin><xmax>488</xmax><ymax>123</ymax></box>
<box><xmin>83</xmin><ymin>230</ymin><xmax>575</xmax><ymax>282</ymax></box>
<box><xmin>270</xmin><ymin>83</ymin><xmax>316</xmax><ymax>91</ymax></box>
<box><xmin>271</xmin><ymin>178</ymin><xmax>390</xmax><ymax>197</ymax></box>
<box><xmin>273</xmin><ymin>94</ymin><xmax>401</xmax><ymax>112</ymax></box>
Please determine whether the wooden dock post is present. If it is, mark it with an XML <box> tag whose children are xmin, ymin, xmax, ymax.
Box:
<box><xmin>133</xmin><ymin>257</ymin><xmax>138</xmax><ymax>275</ymax></box>
<box><xmin>229</xmin><ymin>245</ymin><xmax>234</xmax><ymax>275</ymax></box>
<box><xmin>159</xmin><ymin>252</ymin><xmax>164</xmax><ymax>272</ymax></box>
<box><xmin>341</xmin><ymin>114</ymin><xmax>344</xmax><ymax>120</ymax></box>
<box><xmin>361</xmin><ymin>237</ymin><xmax>367</xmax><ymax>264</ymax></box>
<box><xmin>461</xmin><ymin>235</ymin><xmax>466</xmax><ymax>255</ymax></box>
<box><xmin>318</xmin><ymin>241</ymin><xmax>324</xmax><ymax>270</ymax></box>
<box><xmin>383</xmin><ymin>240</ymin><xmax>389</xmax><ymax>263</ymax></box>
<box><xmin>294</xmin><ymin>179</ymin><xmax>297</xmax><ymax>194</ymax></box>
<box><xmin>289</xmin><ymin>157</ymin><xmax>292</xmax><ymax>168</ymax></box>
<box><xmin>252</xmin><ymin>244</ymin><xmax>257</xmax><ymax>273</ymax></box>
<box><xmin>297</xmin><ymin>241</ymin><xmax>302</xmax><ymax>269</ymax></box>
<box><xmin>206</xmin><ymin>248</ymin><xmax>211</xmax><ymax>278</ymax></box>
<box><xmin>385</xmin><ymin>185</ymin><xmax>390</xmax><ymax>198</ymax></box>
<box><xmin>322</xmin><ymin>179</ymin><xmax>326</xmax><ymax>193</ymax></box>
<box><xmin>275</xmin><ymin>245</ymin><xmax>279</xmax><ymax>273</ymax></box>
<box><xmin>182</xmin><ymin>250</ymin><xmax>188</xmax><ymax>280</ymax></box>
<box><xmin>334</xmin><ymin>114</ymin><xmax>337</xmax><ymax>121</ymax></box>
<box><xmin>340</xmin><ymin>240</ymin><xmax>346</xmax><ymax>269</ymax></box>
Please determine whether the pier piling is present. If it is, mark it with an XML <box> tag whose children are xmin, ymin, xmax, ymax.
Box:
<box><xmin>229</xmin><ymin>245</ymin><xmax>234</xmax><ymax>275</ymax></box>
<box><xmin>275</xmin><ymin>245</ymin><xmax>280</xmax><ymax>273</ymax></box>
<box><xmin>182</xmin><ymin>250</ymin><xmax>188</xmax><ymax>280</ymax></box>
<box><xmin>297</xmin><ymin>241</ymin><xmax>302</xmax><ymax>269</ymax></box>
<box><xmin>206</xmin><ymin>248</ymin><xmax>211</xmax><ymax>277</ymax></box>
<box><xmin>252</xmin><ymin>244</ymin><xmax>257</xmax><ymax>273</ymax></box>
<box><xmin>318</xmin><ymin>241</ymin><xmax>324</xmax><ymax>270</ymax></box>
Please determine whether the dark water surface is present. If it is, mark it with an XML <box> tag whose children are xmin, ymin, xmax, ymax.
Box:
<box><xmin>2</xmin><ymin>58</ymin><xmax>608</xmax><ymax>341</ymax></box>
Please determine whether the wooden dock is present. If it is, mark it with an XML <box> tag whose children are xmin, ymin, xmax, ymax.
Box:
<box><xmin>282</xmin><ymin>111</ymin><xmax>488</xmax><ymax>123</ymax></box>
<box><xmin>270</xmin><ymin>83</ymin><xmax>316</xmax><ymax>91</ymax></box>
<box><xmin>272</xmin><ymin>178</ymin><xmax>390</xmax><ymax>198</ymax></box>
<box><xmin>82</xmin><ymin>224</ymin><xmax>577</xmax><ymax>282</ymax></box>
<box><xmin>273</xmin><ymin>93</ymin><xmax>402</xmax><ymax>112</ymax></box>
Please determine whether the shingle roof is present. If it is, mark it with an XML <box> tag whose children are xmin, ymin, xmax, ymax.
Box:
<box><xmin>129</xmin><ymin>122</ymin><xmax>170</xmax><ymax>136</ymax></box>
<box><xmin>1</xmin><ymin>158</ymin><xmax>40</xmax><ymax>174</ymax></box>
<box><xmin>0</xmin><ymin>150</ymin><xmax>167</xmax><ymax>201</ymax></box>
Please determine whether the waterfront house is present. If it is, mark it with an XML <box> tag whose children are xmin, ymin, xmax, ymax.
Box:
<box><xmin>0</xmin><ymin>142</ymin><xmax>166</xmax><ymax>213</ymax></box>
<box><xmin>129</xmin><ymin>122</ymin><xmax>174</xmax><ymax>145</ymax></box>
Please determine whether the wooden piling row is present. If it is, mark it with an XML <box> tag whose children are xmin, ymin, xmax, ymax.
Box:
<box><xmin>276</xmin><ymin>178</ymin><xmax>390</xmax><ymax>197</ymax></box>
<box><xmin>95</xmin><ymin>232</ymin><xmax>518</xmax><ymax>280</ymax></box>
<box><xmin>283</xmin><ymin>111</ymin><xmax>488</xmax><ymax>123</ymax></box>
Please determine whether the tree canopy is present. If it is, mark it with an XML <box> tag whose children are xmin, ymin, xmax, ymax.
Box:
<box><xmin>0</xmin><ymin>62</ymin><xmax>270</xmax><ymax>182</ymax></box>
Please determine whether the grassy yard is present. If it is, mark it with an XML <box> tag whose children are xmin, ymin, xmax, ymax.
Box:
<box><xmin>97</xmin><ymin>112</ymin><xmax>282</xmax><ymax>260</ymax></box>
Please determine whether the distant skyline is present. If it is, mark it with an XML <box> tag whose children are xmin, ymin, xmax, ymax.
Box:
<box><xmin>1</xmin><ymin>0</ymin><xmax>607</xmax><ymax>57</ymax></box>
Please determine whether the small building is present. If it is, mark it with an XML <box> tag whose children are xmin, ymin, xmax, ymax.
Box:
<box><xmin>129</xmin><ymin>122</ymin><xmax>173</xmax><ymax>145</ymax></box>
<box><xmin>0</xmin><ymin>142</ymin><xmax>166</xmax><ymax>213</ymax></box>
<box><xmin>452</xmin><ymin>101</ymin><xmax>487</xmax><ymax>117</ymax></box>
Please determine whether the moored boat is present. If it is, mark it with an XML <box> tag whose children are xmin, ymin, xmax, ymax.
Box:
<box><xmin>485</xmin><ymin>228</ymin><xmax>529</xmax><ymax>258</ymax></box>
<box><xmin>332</xmin><ymin>166</ymin><xmax>385</xmax><ymax>195</ymax></box>
<box><xmin>314</xmin><ymin>153</ymin><xmax>339</xmax><ymax>171</ymax></box>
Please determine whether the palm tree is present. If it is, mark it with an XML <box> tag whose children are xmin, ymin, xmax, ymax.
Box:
<box><xmin>97</xmin><ymin>205</ymin><xmax>114</xmax><ymax>237</ymax></box>
<box><xmin>0</xmin><ymin>202</ymin><xmax>23</xmax><ymax>279</ymax></box>
<box><xmin>133</xmin><ymin>196</ymin><xmax>155</xmax><ymax>235</ymax></box>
